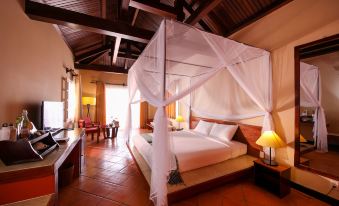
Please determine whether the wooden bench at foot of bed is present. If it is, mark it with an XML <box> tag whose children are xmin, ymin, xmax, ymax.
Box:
<box><xmin>128</xmin><ymin>144</ymin><xmax>256</xmax><ymax>203</ymax></box>
<box><xmin>127</xmin><ymin>116</ymin><xmax>262</xmax><ymax>204</ymax></box>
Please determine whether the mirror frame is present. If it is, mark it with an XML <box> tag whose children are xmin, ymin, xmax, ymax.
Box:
<box><xmin>294</xmin><ymin>33</ymin><xmax>339</xmax><ymax>180</ymax></box>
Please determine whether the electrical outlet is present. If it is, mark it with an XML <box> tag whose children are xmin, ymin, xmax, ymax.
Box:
<box><xmin>329</xmin><ymin>179</ymin><xmax>338</xmax><ymax>189</ymax></box>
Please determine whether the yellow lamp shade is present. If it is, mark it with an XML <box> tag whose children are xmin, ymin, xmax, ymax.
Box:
<box><xmin>82</xmin><ymin>97</ymin><xmax>96</xmax><ymax>105</ymax></box>
<box><xmin>256</xmin><ymin>131</ymin><xmax>286</xmax><ymax>148</ymax></box>
<box><xmin>175</xmin><ymin>115</ymin><xmax>184</xmax><ymax>122</ymax></box>
<box><xmin>300</xmin><ymin>134</ymin><xmax>307</xmax><ymax>143</ymax></box>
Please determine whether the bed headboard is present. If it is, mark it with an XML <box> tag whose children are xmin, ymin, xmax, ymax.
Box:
<box><xmin>190</xmin><ymin>116</ymin><xmax>262</xmax><ymax>157</ymax></box>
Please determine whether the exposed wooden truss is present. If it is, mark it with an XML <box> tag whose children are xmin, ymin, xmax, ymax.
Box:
<box><xmin>183</xmin><ymin>1</ymin><xmax>220</xmax><ymax>34</ymax></box>
<box><xmin>112</xmin><ymin>37</ymin><xmax>122</xmax><ymax>65</ymax></box>
<box><xmin>27</xmin><ymin>0</ymin><xmax>293</xmax><ymax>73</ymax></box>
<box><xmin>75</xmin><ymin>64</ymin><xmax>128</xmax><ymax>74</ymax></box>
<box><xmin>129</xmin><ymin>0</ymin><xmax>177</xmax><ymax>19</ymax></box>
<box><xmin>185</xmin><ymin>0</ymin><xmax>222</xmax><ymax>26</ymax></box>
<box><xmin>75</xmin><ymin>46</ymin><xmax>110</xmax><ymax>62</ymax></box>
<box><xmin>25</xmin><ymin>0</ymin><xmax>154</xmax><ymax>43</ymax></box>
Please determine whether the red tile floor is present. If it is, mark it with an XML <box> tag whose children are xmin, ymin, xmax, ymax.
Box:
<box><xmin>59</xmin><ymin>130</ymin><xmax>328</xmax><ymax>206</ymax></box>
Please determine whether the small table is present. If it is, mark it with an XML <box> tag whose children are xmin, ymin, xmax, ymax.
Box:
<box><xmin>103</xmin><ymin>125</ymin><xmax>119</xmax><ymax>139</ymax></box>
<box><xmin>253</xmin><ymin>159</ymin><xmax>291</xmax><ymax>198</ymax></box>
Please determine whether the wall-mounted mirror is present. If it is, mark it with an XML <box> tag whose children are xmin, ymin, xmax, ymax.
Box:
<box><xmin>295</xmin><ymin>34</ymin><xmax>339</xmax><ymax>180</ymax></box>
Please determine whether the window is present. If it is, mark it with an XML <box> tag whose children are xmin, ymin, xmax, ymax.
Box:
<box><xmin>105</xmin><ymin>85</ymin><xmax>140</xmax><ymax>129</ymax></box>
<box><xmin>63</xmin><ymin>77</ymin><xmax>76</xmax><ymax>123</ymax></box>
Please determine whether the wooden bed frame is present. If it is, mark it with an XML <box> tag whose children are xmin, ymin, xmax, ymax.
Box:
<box><xmin>127</xmin><ymin>115</ymin><xmax>263</xmax><ymax>204</ymax></box>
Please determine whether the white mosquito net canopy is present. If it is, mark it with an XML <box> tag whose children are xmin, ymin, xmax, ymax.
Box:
<box><xmin>300</xmin><ymin>62</ymin><xmax>328</xmax><ymax>152</ymax></box>
<box><xmin>126</xmin><ymin>19</ymin><xmax>273</xmax><ymax>206</ymax></box>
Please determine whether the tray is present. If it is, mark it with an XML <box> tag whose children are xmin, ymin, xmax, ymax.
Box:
<box><xmin>0</xmin><ymin>132</ymin><xmax>59</xmax><ymax>165</ymax></box>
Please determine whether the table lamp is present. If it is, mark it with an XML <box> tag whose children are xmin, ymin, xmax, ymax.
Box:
<box><xmin>175</xmin><ymin>115</ymin><xmax>184</xmax><ymax>130</ymax></box>
<box><xmin>82</xmin><ymin>97</ymin><xmax>96</xmax><ymax>118</ymax></box>
<box><xmin>300</xmin><ymin>134</ymin><xmax>307</xmax><ymax>143</ymax></box>
<box><xmin>256</xmin><ymin>131</ymin><xmax>286</xmax><ymax>166</ymax></box>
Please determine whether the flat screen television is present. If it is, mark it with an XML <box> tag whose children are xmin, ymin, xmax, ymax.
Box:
<box><xmin>41</xmin><ymin>101</ymin><xmax>64</xmax><ymax>130</ymax></box>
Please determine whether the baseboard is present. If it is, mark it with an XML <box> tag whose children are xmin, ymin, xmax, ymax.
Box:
<box><xmin>290</xmin><ymin>181</ymin><xmax>338</xmax><ymax>205</ymax></box>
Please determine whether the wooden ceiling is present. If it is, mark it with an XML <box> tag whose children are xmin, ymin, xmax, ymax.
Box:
<box><xmin>26</xmin><ymin>0</ymin><xmax>293</xmax><ymax>74</ymax></box>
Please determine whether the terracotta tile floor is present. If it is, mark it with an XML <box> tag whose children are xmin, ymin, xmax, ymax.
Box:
<box><xmin>59</xmin><ymin>131</ymin><xmax>329</xmax><ymax>206</ymax></box>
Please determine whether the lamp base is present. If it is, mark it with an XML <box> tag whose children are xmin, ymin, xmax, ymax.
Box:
<box><xmin>261</xmin><ymin>158</ymin><xmax>279</xmax><ymax>166</ymax></box>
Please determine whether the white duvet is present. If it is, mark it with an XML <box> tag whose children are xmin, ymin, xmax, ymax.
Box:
<box><xmin>131</xmin><ymin>130</ymin><xmax>247</xmax><ymax>172</ymax></box>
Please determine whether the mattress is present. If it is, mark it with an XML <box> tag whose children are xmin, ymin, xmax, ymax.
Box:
<box><xmin>131</xmin><ymin>130</ymin><xmax>247</xmax><ymax>172</ymax></box>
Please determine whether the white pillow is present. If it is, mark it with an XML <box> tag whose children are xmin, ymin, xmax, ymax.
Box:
<box><xmin>193</xmin><ymin>120</ymin><xmax>213</xmax><ymax>135</ymax></box>
<box><xmin>209</xmin><ymin>123</ymin><xmax>238</xmax><ymax>142</ymax></box>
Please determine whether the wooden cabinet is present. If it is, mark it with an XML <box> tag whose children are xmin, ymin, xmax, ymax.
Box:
<box><xmin>0</xmin><ymin>129</ymin><xmax>85</xmax><ymax>205</ymax></box>
<box><xmin>254</xmin><ymin>159</ymin><xmax>291</xmax><ymax>198</ymax></box>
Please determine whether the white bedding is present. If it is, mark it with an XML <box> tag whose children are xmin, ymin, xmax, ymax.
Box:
<box><xmin>131</xmin><ymin>130</ymin><xmax>247</xmax><ymax>172</ymax></box>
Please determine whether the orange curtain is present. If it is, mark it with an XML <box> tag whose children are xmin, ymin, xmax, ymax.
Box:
<box><xmin>95</xmin><ymin>82</ymin><xmax>106</xmax><ymax>125</ymax></box>
<box><xmin>165</xmin><ymin>92</ymin><xmax>176</xmax><ymax>119</ymax></box>
<box><xmin>140</xmin><ymin>102</ymin><xmax>149</xmax><ymax>129</ymax></box>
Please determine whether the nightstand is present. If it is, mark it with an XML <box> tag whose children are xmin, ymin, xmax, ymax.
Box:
<box><xmin>254</xmin><ymin>159</ymin><xmax>291</xmax><ymax>198</ymax></box>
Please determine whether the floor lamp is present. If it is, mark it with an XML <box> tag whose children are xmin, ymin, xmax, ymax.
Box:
<box><xmin>82</xmin><ymin>97</ymin><xmax>96</xmax><ymax>119</ymax></box>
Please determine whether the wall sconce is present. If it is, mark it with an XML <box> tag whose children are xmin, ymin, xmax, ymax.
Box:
<box><xmin>65</xmin><ymin>67</ymin><xmax>78</xmax><ymax>80</ymax></box>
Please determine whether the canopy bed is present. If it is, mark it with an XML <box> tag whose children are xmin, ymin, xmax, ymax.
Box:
<box><xmin>125</xmin><ymin>19</ymin><xmax>274</xmax><ymax>206</ymax></box>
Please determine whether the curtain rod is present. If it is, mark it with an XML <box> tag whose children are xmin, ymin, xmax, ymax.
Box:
<box><xmin>90</xmin><ymin>81</ymin><xmax>127</xmax><ymax>86</ymax></box>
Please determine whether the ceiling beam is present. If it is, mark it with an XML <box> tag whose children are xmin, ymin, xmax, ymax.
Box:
<box><xmin>75</xmin><ymin>46</ymin><xmax>110</xmax><ymax>62</ymax></box>
<box><xmin>112</xmin><ymin>37</ymin><xmax>122</xmax><ymax>65</ymax></box>
<box><xmin>25</xmin><ymin>0</ymin><xmax>154</xmax><ymax>43</ymax></box>
<box><xmin>131</xmin><ymin>9</ymin><xmax>139</xmax><ymax>26</ymax></box>
<box><xmin>182</xmin><ymin>1</ymin><xmax>213</xmax><ymax>33</ymax></box>
<box><xmin>75</xmin><ymin>64</ymin><xmax>128</xmax><ymax>74</ymax></box>
<box><xmin>82</xmin><ymin>51</ymin><xmax>108</xmax><ymax>65</ymax></box>
<box><xmin>129</xmin><ymin>0</ymin><xmax>177</xmax><ymax>19</ymax></box>
<box><xmin>175</xmin><ymin>0</ymin><xmax>185</xmax><ymax>21</ymax></box>
<box><xmin>185</xmin><ymin>0</ymin><xmax>222</xmax><ymax>25</ymax></box>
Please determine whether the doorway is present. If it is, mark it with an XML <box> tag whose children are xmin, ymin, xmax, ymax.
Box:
<box><xmin>105</xmin><ymin>85</ymin><xmax>140</xmax><ymax>129</ymax></box>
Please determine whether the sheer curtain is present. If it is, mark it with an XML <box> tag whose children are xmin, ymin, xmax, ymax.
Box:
<box><xmin>96</xmin><ymin>82</ymin><xmax>106</xmax><ymax>125</ymax></box>
<box><xmin>126</xmin><ymin>20</ymin><xmax>272</xmax><ymax>206</ymax></box>
<box><xmin>106</xmin><ymin>84</ymin><xmax>140</xmax><ymax>129</ymax></box>
<box><xmin>300</xmin><ymin>62</ymin><xmax>328</xmax><ymax>152</ymax></box>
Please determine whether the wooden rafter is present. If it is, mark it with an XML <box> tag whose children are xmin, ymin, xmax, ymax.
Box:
<box><xmin>129</xmin><ymin>0</ymin><xmax>177</xmax><ymax>19</ymax></box>
<box><xmin>131</xmin><ymin>9</ymin><xmax>139</xmax><ymax>26</ymax></box>
<box><xmin>175</xmin><ymin>0</ymin><xmax>185</xmax><ymax>21</ymax></box>
<box><xmin>75</xmin><ymin>46</ymin><xmax>110</xmax><ymax>62</ymax></box>
<box><xmin>81</xmin><ymin>51</ymin><xmax>108</xmax><ymax>65</ymax></box>
<box><xmin>112</xmin><ymin>37</ymin><xmax>122</xmax><ymax>65</ymax></box>
<box><xmin>25</xmin><ymin>0</ymin><xmax>154</xmax><ymax>43</ymax></box>
<box><xmin>185</xmin><ymin>0</ymin><xmax>222</xmax><ymax>25</ymax></box>
<box><xmin>182</xmin><ymin>1</ymin><xmax>212</xmax><ymax>33</ymax></box>
<box><xmin>75</xmin><ymin>64</ymin><xmax>128</xmax><ymax>74</ymax></box>
<box><xmin>101</xmin><ymin>0</ymin><xmax>107</xmax><ymax>44</ymax></box>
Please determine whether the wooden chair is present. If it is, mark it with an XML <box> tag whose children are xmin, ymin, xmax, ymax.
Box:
<box><xmin>78</xmin><ymin>117</ymin><xmax>101</xmax><ymax>143</ymax></box>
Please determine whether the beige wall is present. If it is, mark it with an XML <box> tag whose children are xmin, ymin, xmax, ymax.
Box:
<box><xmin>79</xmin><ymin>70</ymin><xmax>127</xmax><ymax>120</ymax></box>
<box><xmin>230</xmin><ymin>0</ymin><xmax>339</xmax><ymax>198</ymax></box>
<box><xmin>0</xmin><ymin>0</ymin><xmax>73</xmax><ymax>128</ymax></box>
